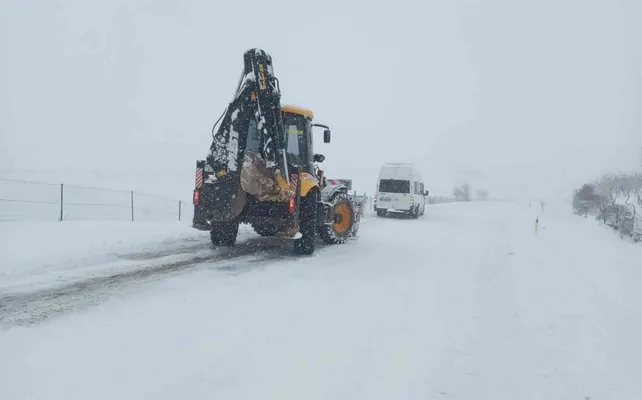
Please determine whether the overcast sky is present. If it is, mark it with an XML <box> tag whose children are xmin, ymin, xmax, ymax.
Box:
<box><xmin>1</xmin><ymin>0</ymin><xmax>640</xmax><ymax>202</ymax></box>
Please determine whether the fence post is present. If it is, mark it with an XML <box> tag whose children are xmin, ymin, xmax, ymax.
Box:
<box><xmin>178</xmin><ymin>200</ymin><xmax>182</xmax><ymax>222</ymax></box>
<box><xmin>59</xmin><ymin>183</ymin><xmax>64</xmax><ymax>221</ymax></box>
<box><xmin>130</xmin><ymin>190</ymin><xmax>134</xmax><ymax>221</ymax></box>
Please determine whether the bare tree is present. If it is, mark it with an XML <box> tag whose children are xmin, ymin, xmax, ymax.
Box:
<box><xmin>453</xmin><ymin>183</ymin><xmax>471</xmax><ymax>201</ymax></box>
<box><xmin>632</xmin><ymin>173</ymin><xmax>642</xmax><ymax>207</ymax></box>
<box><xmin>591</xmin><ymin>172</ymin><xmax>642</xmax><ymax>210</ymax></box>
<box><xmin>574</xmin><ymin>171</ymin><xmax>642</xmax><ymax>225</ymax></box>
<box><xmin>461</xmin><ymin>183</ymin><xmax>471</xmax><ymax>201</ymax></box>
<box><xmin>476</xmin><ymin>189</ymin><xmax>489</xmax><ymax>201</ymax></box>
<box><xmin>596</xmin><ymin>174</ymin><xmax>623</xmax><ymax>206</ymax></box>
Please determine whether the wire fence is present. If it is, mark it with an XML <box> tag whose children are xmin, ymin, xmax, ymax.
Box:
<box><xmin>0</xmin><ymin>178</ymin><xmax>186</xmax><ymax>222</ymax></box>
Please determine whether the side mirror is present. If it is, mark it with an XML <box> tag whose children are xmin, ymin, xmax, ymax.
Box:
<box><xmin>424</xmin><ymin>190</ymin><xmax>430</xmax><ymax>196</ymax></box>
<box><xmin>313</xmin><ymin>153</ymin><xmax>325</xmax><ymax>163</ymax></box>
<box><xmin>323</xmin><ymin>129</ymin><xmax>331</xmax><ymax>143</ymax></box>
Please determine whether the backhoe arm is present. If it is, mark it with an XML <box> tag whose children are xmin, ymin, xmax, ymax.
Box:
<box><xmin>207</xmin><ymin>48</ymin><xmax>286</xmax><ymax>175</ymax></box>
<box><xmin>202</xmin><ymin>48</ymin><xmax>290</xmax><ymax>222</ymax></box>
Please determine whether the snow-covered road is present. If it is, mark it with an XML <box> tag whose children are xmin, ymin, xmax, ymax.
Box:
<box><xmin>1</xmin><ymin>202</ymin><xmax>641</xmax><ymax>399</ymax></box>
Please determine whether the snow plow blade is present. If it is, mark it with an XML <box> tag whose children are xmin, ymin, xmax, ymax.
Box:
<box><xmin>345</xmin><ymin>192</ymin><xmax>368</xmax><ymax>238</ymax></box>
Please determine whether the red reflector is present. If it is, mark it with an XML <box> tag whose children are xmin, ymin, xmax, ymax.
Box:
<box><xmin>195</xmin><ymin>168</ymin><xmax>203</xmax><ymax>189</ymax></box>
<box><xmin>288</xmin><ymin>197</ymin><xmax>296</xmax><ymax>214</ymax></box>
<box><xmin>193</xmin><ymin>190</ymin><xmax>201</xmax><ymax>205</ymax></box>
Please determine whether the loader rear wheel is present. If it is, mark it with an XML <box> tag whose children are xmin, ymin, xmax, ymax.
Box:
<box><xmin>293</xmin><ymin>190</ymin><xmax>318</xmax><ymax>255</ymax></box>
<box><xmin>210</xmin><ymin>220</ymin><xmax>239</xmax><ymax>247</ymax></box>
<box><xmin>319</xmin><ymin>192</ymin><xmax>354</xmax><ymax>245</ymax></box>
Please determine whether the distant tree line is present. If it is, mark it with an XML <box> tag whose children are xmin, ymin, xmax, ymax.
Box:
<box><xmin>572</xmin><ymin>171</ymin><xmax>642</xmax><ymax>242</ymax></box>
<box><xmin>428</xmin><ymin>183</ymin><xmax>490</xmax><ymax>204</ymax></box>
<box><xmin>572</xmin><ymin>172</ymin><xmax>642</xmax><ymax>216</ymax></box>
<box><xmin>453</xmin><ymin>183</ymin><xmax>471</xmax><ymax>201</ymax></box>
<box><xmin>452</xmin><ymin>183</ymin><xmax>489</xmax><ymax>202</ymax></box>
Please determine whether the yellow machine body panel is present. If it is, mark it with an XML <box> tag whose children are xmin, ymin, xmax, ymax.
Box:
<box><xmin>272</xmin><ymin>170</ymin><xmax>319</xmax><ymax>201</ymax></box>
<box><xmin>281</xmin><ymin>105</ymin><xmax>314</xmax><ymax>120</ymax></box>
<box><xmin>298</xmin><ymin>172</ymin><xmax>320</xmax><ymax>197</ymax></box>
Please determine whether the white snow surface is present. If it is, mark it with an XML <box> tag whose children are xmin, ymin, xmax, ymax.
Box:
<box><xmin>0</xmin><ymin>221</ymin><xmax>250</xmax><ymax>293</ymax></box>
<box><xmin>1</xmin><ymin>202</ymin><xmax>642</xmax><ymax>399</ymax></box>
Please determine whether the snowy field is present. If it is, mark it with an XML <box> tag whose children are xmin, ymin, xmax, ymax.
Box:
<box><xmin>1</xmin><ymin>201</ymin><xmax>641</xmax><ymax>399</ymax></box>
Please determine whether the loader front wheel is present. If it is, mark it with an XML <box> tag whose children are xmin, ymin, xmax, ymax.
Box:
<box><xmin>319</xmin><ymin>192</ymin><xmax>354</xmax><ymax>245</ymax></box>
<box><xmin>210</xmin><ymin>220</ymin><xmax>239</xmax><ymax>247</ymax></box>
<box><xmin>293</xmin><ymin>190</ymin><xmax>318</xmax><ymax>255</ymax></box>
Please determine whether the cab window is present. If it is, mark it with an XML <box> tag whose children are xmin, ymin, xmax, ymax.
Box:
<box><xmin>283</xmin><ymin>113</ymin><xmax>310</xmax><ymax>167</ymax></box>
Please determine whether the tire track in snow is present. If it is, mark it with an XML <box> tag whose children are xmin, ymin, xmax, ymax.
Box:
<box><xmin>0</xmin><ymin>216</ymin><xmax>381</xmax><ymax>328</ymax></box>
<box><xmin>0</xmin><ymin>237</ymin><xmax>300</xmax><ymax>328</ymax></box>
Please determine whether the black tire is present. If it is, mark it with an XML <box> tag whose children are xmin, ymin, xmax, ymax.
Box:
<box><xmin>410</xmin><ymin>206</ymin><xmax>419</xmax><ymax>219</ymax></box>
<box><xmin>210</xmin><ymin>220</ymin><xmax>239</xmax><ymax>247</ymax></box>
<box><xmin>294</xmin><ymin>190</ymin><xmax>318</xmax><ymax>255</ymax></box>
<box><xmin>376</xmin><ymin>209</ymin><xmax>386</xmax><ymax>217</ymax></box>
<box><xmin>319</xmin><ymin>192</ymin><xmax>354</xmax><ymax>245</ymax></box>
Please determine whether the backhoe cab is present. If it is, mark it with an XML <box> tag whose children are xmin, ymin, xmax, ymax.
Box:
<box><xmin>192</xmin><ymin>48</ymin><xmax>366</xmax><ymax>255</ymax></box>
